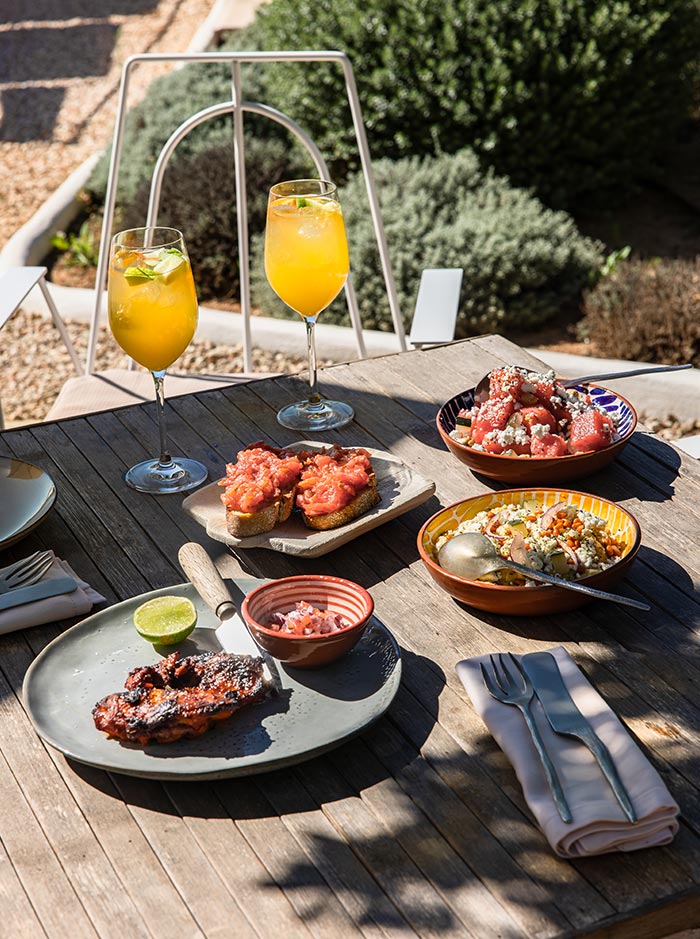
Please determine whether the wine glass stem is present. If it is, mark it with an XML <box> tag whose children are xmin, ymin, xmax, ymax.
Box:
<box><xmin>152</xmin><ymin>369</ymin><xmax>172</xmax><ymax>466</ymax></box>
<box><xmin>305</xmin><ymin>316</ymin><xmax>322</xmax><ymax>406</ymax></box>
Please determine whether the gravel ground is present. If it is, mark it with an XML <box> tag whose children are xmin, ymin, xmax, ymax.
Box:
<box><xmin>0</xmin><ymin>310</ymin><xmax>309</xmax><ymax>425</ymax></box>
<box><xmin>0</xmin><ymin>0</ymin><xmax>308</xmax><ymax>425</ymax></box>
<box><xmin>0</xmin><ymin>0</ymin><xmax>219</xmax><ymax>245</ymax></box>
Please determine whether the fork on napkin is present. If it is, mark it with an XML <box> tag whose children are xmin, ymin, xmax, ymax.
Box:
<box><xmin>456</xmin><ymin>646</ymin><xmax>680</xmax><ymax>857</ymax></box>
<box><xmin>0</xmin><ymin>552</ymin><xmax>105</xmax><ymax>635</ymax></box>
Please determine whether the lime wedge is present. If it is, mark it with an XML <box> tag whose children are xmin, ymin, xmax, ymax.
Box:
<box><xmin>124</xmin><ymin>265</ymin><xmax>158</xmax><ymax>284</ymax></box>
<box><xmin>297</xmin><ymin>196</ymin><xmax>338</xmax><ymax>214</ymax></box>
<box><xmin>133</xmin><ymin>595</ymin><xmax>197</xmax><ymax>645</ymax></box>
<box><xmin>154</xmin><ymin>250</ymin><xmax>185</xmax><ymax>281</ymax></box>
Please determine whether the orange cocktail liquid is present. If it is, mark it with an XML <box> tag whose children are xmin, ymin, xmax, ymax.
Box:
<box><xmin>264</xmin><ymin>197</ymin><xmax>349</xmax><ymax>317</ymax></box>
<box><xmin>108</xmin><ymin>255</ymin><xmax>199</xmax><ymax>371</ymax></box>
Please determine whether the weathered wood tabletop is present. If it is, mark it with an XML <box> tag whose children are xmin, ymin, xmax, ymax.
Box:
<box><xmin>1</xmin><ymin>335</ymin><xmax>699</xmax><ymax>939</ymax></box>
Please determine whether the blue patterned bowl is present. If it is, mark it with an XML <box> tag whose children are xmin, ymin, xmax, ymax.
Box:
<box><xmin>436</xmin><ymin>382</ymin><xmax>637</xmax><ymax>485</ymax></box>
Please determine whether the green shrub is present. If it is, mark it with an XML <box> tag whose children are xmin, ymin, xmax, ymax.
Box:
<box><xmin>87</xmin><ymin>30</ymin><xmax>291</xmax><ymax>208</ymax></box>
<box><xmin>581</xmin><ymin>258</ymin><xmax>700</xmax><ymax>364</ymax></box>
<box><xmin>237</xmin><ymin>0</ymin><xmax>700</xmax><ymax>208</ymax></box>
<box><xmin>86</xmin><ymin>47</ymin><xmax>313</xmax><ymax>300</ymax></box>
<box><xmin>118</xmin><ymin>137</ymin><xmax>311</xmax><ymax>300</ymax></box>
<box><xmin>89</xmin><ymin>63</ymin><xmax>234</xmax><ymax>205</ymax></box>
<box><xmin>251</xmin><ymin>149</ymin><xmax>603</xmax><ymax>335</ymax></box>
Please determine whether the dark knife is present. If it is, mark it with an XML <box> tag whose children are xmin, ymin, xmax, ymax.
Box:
<box><xmin>0</xmin><ymin>576</ymin><xmax>78</xmax><ymax>612</ymax></box>
<box><xmin>521</xmin><ymin>651</ymin><xmax>637</xmax><ymax>823</ymax></box>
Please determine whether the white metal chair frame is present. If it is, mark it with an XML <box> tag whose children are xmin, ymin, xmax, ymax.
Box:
<box><xmin>87</xmin><ymin>50</ymin><xmax>408</xmax><ymax>377</ymax></box>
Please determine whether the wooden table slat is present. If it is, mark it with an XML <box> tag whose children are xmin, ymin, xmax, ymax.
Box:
<box><xmin>2</xmin><ymin>336</ymin><xmax>699</xmax><ymax>939</ymax></box>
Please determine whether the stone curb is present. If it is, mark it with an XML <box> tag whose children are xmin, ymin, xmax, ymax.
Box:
<box><xmin>20</xmin><ymin>281</ymin><xmax>403</xmax><ymax>361</ymax></box>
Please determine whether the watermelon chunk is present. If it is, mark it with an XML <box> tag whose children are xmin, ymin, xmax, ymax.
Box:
<box><xmin>519</xmin><ymin>405</ymin><xmax>557</xmax><ymax>433</ymax></box>
<box><xmin>471</xmin><ymin>397</ymin><xmax>515</xmax><ymax>444</ymax></box>
<box><xmin>488</xmin><ymin>368</ymin><xmax>524</xmax><ymax>401</ymax></box>
<box><xmin>531</xmin><ymin>433</ymin><xmax>569</xmax><ymax>457</ymax></box>
<box><xmin>483</xmin><ymin>436</ymin><xmax>531</xmax><ymax>455</ymax></box>
<box><xmin>569</xmin><ymin>410</ymin><xmax>615</xmax><ymax>453</ymax></box>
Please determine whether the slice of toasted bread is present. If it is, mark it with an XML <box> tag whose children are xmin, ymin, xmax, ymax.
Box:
<box><xmin>226</xmin><ymin>488</ymin><xmax>296</xmax><ymax>538</ymax></box>
<box><xmin>300</xmin><ymin>474</ymin><xmax>380</xmax><ymax>531</ymax></box>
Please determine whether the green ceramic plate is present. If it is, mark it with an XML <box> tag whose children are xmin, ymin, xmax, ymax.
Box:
<box><xmin>0</xmin><ymin>457</ymin><xmax>56</xmax><ymax>550</ymax></box>
<box><xmin>23</xmin><ymin>580</ymin><xmax>401</xmax><ymax>780</ymax></box>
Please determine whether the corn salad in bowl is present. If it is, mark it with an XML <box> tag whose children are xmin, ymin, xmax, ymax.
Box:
<box><xmin>418</xmin><ymin>489</ymin><xmax>642</xmax><ymax>615</ymax></box>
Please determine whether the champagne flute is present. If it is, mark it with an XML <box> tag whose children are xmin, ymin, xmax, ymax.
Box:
<box><xmin>108</xmin><ymin>226</ymin><xmax>208</xmax><ymax>493</ymax></box>
<box><xmin>264</xmin><ymin>179</ymin><xmax>354</xmax><ymax>431</ymax></box>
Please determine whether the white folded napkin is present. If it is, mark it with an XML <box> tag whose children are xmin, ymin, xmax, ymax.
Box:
<box><xmin>0</xmin><ymin>553</ymin><xmax>105</xmax><ymax>635</ymax></box>
<box><xmin>456</xmin><ymin>646</ymin><xmax>680</xmax><ymax>857</ymax></box>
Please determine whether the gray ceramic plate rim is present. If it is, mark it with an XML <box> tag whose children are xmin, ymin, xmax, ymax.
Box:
<box><xmin>0</xmin><ymin>456</ymin><xmax>57</xmax><ymax>550</ymax></box>
<box><xmin>22</xmin><ymin>581</ymin><xmax>402</xmax><ymax>780</ymax></box>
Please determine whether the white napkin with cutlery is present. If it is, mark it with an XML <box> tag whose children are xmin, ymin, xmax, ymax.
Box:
<box><xmin>456</xmin><ymin>646</ymin><xmax>680</xmax><ymax>857</ymax></box>
<box><xmin>0</xmin><ymin>553</ymin><xmax>105</xmax><ymax>635</ymax></box>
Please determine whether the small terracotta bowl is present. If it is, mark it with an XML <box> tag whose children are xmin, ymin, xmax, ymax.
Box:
<box><xmin>437</xmin><ymin>383</ymin><xmax>637</xmax><ymax>485</ymax></box>
<box><xmin>417</xmin><ymin>489</ymin><xmax>641</xmax><ymax>615</ymax></box>
<box><xmin>241</xmin><ymin>575</ymin><xmax>374</xmax><ymax>669</ymax></box>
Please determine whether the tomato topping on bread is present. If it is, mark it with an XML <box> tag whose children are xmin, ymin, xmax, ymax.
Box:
<box><xmin>295</xmin><ymin>446</ymin><xmax>380</xmax><ymax>529</ymax></box>
<box><xmin>218</xmin><ymin>443</ymin><xmax>379</xmax><ymax>536</ymax></box>
<box><xmin>218</xmin><ymin>443</ymin><xmax>303</xmax><ymax>536</ymax></box>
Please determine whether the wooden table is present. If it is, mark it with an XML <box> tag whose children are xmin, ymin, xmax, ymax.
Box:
<box><xmin>1</xmin><ymin>335</ymin><xmax>699</xmax><ymax>939</ymax></box>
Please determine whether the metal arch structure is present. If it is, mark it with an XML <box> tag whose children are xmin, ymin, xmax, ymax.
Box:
<box><xmin>86</xmin><ymin>50</ymin><xmax>408</xmax><ymax>377</ymax></box>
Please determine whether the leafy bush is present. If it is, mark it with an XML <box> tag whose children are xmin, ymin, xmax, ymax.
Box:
<box><xmin>119</xmin><ymin>137</ymin><xmax>311</xmax><ymax>299</ymax></box>
<box><xmin>87</xmin><ymin>47</ymin><xmax>313</xmax><ymax>300</ymax></box>
<box><xmin>237</xmin><ymin>0</ymin><xmax>700</xmax><ymax>208</ymax></box>
<box><xmin>87</xmin><ymin>31</ymin><xmax>296</xmax><ymax>208</ymax></box>
<box><xmin>50</xmin><ymin>219</ymin><xmax>99</xmax><ymax>267</ymax></box>
<box><xmin>581</xmin><ymin>258</ymin><xmax>700</xmax><ymax>365</ymax></box>
<box><xmin>251</xmin><ymin>149</ymin><xmax>603</xmax><ymax>335</ymax></box>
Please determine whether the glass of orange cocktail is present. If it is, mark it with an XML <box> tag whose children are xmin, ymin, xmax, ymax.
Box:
<box><xmin>108</xmin><ymin>226</ymin><xmax>208</xmax><ymax>493</ymax></box>
<box><xmin>265</xmin><ymin>179</ymin><xmax>354</xmax><ymax>431</ymax></box>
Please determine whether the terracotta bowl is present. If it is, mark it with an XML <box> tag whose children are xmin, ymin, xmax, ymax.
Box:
<box><xmin>436</xmin><ymin>383</ymin><xmax>637</xmax><ymax>485</ymax></box>
<box><xmin>241</xmin><ymin>575</ymin><xmax>374</xmax><ymax>669</ymax></box>
<box><xmin>417</xmin><ymin>489</ymin><xmax>641</xmax><ymax>615</ymax></box>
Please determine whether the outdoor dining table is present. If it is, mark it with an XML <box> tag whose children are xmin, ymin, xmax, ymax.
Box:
<box><xmin>1</xmin><ymin>334</ymin><xmax>699</xmax><ymax>939</ymax></box>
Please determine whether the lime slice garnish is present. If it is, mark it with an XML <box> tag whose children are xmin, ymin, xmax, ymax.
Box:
<box><xmin>124</xmin><ymin>265</ymin><xmax>158</xmax><ymax>284</ymax></box>
<box><xmin>153</xmin><ymin>251</ymin><xmax>185</xmax><ymax>281</ymax></box>
<box><xmin>133</xmin><ymin>595</ymin><xmax>197</xmax><ymax>645</ymax></box>
<box><xmin>296</xmin><ymin>196</ymin><xmax>338</xmax><ymax>214</ymax></box>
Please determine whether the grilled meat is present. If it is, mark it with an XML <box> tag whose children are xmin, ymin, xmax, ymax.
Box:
<box><xmin>93</xmin><ymin>651</ymin><xmax>269</xmax><ymax>745</ymax></box>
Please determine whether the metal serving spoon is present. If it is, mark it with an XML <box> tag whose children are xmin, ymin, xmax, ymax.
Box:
<box><xmin>474</xmin><ymin>363</ymin><xmax>692</xmax><ymax>400</ymax></box>
<box><xmin>437</xmin><ymin>533</ymin><xmax>650</xmax><ymax>611</ymax></box>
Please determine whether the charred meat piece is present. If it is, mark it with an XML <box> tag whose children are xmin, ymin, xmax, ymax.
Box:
<box><xmin>93</xmin><ymin>651</ymin><xmax>269</xmax><ymax>745</ymax></box>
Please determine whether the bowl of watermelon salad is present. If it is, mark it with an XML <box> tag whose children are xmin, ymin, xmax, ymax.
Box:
<box><xmin>437</xmin><ymin>366</ymin><xmax>637</xmax><ymax>485</ymax></box>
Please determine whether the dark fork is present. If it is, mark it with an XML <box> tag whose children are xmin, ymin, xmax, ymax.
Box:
<box><xmin>481</xmin><ymin>652</ymin><xmax>573</xmax><ymax>824</ymax></box>
<box><xmin>0</xmin><ymin>551</ymin><xmax>53</xmax><ymax>593</ymax></box>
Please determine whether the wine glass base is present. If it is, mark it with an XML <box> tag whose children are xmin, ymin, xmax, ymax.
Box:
<box><xmin>277</xmin><ymin>399</ymin><xmax>354</xmax><ymax>432</ymax></box>
<box><xmin>124</xmin><ymin>458</ymin><xmax>208</xmax><ymax>494</ymax></box>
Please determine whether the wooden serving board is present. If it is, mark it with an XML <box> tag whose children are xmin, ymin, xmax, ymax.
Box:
<box><xmin>181</xmin><ymin>441</ymin><xmax>436</xmax><ymax>557</ymax></box>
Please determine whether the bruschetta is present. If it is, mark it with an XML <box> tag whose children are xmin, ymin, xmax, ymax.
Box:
<box><xmin>218</xmin><ymin>443</ymin><xmax>303</xmax><ymax>537</ymax></box>
<box><xmin>295</xmin><ymin>446</ymin><xmax>380</xmax><ymax>531</ymax></box>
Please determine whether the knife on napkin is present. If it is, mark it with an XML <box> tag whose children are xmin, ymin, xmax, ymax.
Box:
<box><xmin>0</xmin><ymin>576</ymin><xmax>78</xmax><ymax>612</ymax></box>
<box><xmin>522</xmin><ymin>651</ymin><xmax>637</xmax><ymax>822</ymax></box>
<box><xmin>178</xmin><ymin>543</ymin><xmax>281</xmax><ymax>693</ymax></box>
